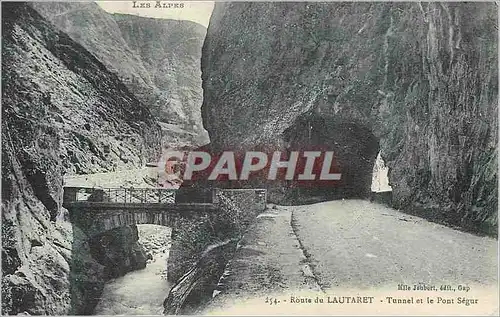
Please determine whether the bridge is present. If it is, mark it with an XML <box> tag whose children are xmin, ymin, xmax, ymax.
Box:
<box><xmin>63</xmin><ymin>186</ymin><xmax>267</xmax><ymax>236</ymax></box>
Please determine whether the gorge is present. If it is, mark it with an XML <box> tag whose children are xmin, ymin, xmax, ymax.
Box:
<box><xmin>1</xmin><ymin>2</ymin><xmax>162</xmax><ymax>314</ymax></box>
<box><xmin>2</xmin><ymin>1</ymin><xmax>498</xmax><ymax>316</ymax></box>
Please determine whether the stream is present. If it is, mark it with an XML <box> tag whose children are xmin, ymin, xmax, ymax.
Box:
<box><xmin>94</xmin><ymin>225</ymin><xmax>172</xmax><ymax>315</ymax></box>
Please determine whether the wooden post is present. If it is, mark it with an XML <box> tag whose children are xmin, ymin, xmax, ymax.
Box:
<box><xmin>256</xmin><ymin>189</ymin><xmax>267</xmax><ymax>211</ymax></box>
<box><xmin>212</xmin><ymin>188</ymin><xmax>220</xmax><ymax>205</ymax></box>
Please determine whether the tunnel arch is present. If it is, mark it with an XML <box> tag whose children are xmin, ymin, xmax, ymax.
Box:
<box><xmin>281</xmin><ymin>111</ymin><xmax>380</xmax><ymax>203</ymax></box>
<box><xmin>69</xmin><ymin>206</ymin><xmax>214</xmax><ymax>239</ymax></box>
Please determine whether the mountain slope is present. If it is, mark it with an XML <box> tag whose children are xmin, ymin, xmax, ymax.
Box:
<box><xmin>32</xmin><ymin>2</ymin><xmax>209</xmax><ymax>147</ymax></box>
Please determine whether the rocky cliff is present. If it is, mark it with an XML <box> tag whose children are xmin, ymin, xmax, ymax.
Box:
<box><xmin>89</xmin><ymin>226</ymin><xmax>147</xmax><ymax>279</ymax></box>
<box><xmin>32</xmin><ymin>2</ymin><xmax>209</xmax><ymax>147</ymax></box>
<box><xmin>201</xmin><ymin>3</ymin><xmax>497</xmax><ymax>234</ymax></box>
<box><xmin>2</xmin><ymin>3</ymin><xmax>160</xmax><ymax>314</ymax></box>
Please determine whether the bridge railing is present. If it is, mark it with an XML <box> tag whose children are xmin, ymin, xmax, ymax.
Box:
<box><xmin>63</xmin><ymin>187</ymin><xmax>268</xmax><ymax>210</ymax></box>
<box><xmin>64</xmin><ymin>187</ymin><xmax>176</xmax><ymax>205</ymax></box>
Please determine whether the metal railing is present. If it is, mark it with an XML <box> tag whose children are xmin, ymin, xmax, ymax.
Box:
<box><xmin>64</xmin><ymin>187</ymin><xmax>268</xmax><ymax>208</ymax></box>
<box><xmin>68</xmin><ymin>187</ymin><xmax>176</xmax><ymax>204</ymax></box>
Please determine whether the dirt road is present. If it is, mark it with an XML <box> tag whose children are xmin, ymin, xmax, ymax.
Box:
<box><xmin>292</xmin><ymin>200</ymin><xmax>497</xmax><ymax>289</ymax></box>
<box><xmin>203</xmin><ymin>199</ymin><xmax>498</xmax><ymax>315</ymax></box>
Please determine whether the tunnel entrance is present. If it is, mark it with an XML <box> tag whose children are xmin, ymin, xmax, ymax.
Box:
<box><xmin>282</xmin><ymin>112</ymin><xmax>379</xmax><ymax>203</ymax></box>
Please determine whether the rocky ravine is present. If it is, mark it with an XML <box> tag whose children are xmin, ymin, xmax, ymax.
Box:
<box><xmin>93</xmin><ymin>225</ymin><xmax>173</xmax><ymax>315</ymax></box>
<box><xmin>32</xmin><ymin>2</ymin><xmax>210</xmax><ymax>148</ymax></box>
<box><xmin>201</xmin><ymin>2</ymin><xmax>498</xmax><ymax>235</ymax></box>
<box><xmin>2</xmin><ymin>3</ymin><xmax>161</xmax><ymax>314</ymax></box>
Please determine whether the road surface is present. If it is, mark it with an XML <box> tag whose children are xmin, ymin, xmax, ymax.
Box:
<box><xmin>293</xmin><ymin>199</ymin><xmax>497</xmax><ymax>289</ymax></box>
<box><xmin>203</xmin><ymin>199</ymin><xmax>498</xmax><ymax>315</ymax></box>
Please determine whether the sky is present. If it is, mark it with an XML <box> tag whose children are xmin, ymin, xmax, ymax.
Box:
<box><xmin>96</xmin><ymin>1</ymin><xmax>215</xmax><ymax>27</ymax></box>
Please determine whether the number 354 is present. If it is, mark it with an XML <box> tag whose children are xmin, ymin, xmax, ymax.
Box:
<box><xmin>265</xmin><ymin>297</ymin><xmax>279</xmax><ymax>305</ymax></box>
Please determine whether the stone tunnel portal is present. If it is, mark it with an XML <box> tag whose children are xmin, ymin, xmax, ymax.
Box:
<box><xmin>282</xmin><ymin>112</ymin><xmax>380</xmax><ymax>202</ymax></box>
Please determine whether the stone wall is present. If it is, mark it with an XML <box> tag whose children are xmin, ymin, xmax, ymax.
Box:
<box><xmin>67</xmin><ymin>204</ymin><xmax>213</xmax><ymax>237</ymax></box>
<box><xmin>167</xmin><ymin>189</ymin><xmax>266</xmax><ymax>282</ymax></box>
<box><xmin>165</xmin><ymin>190</ymin><xmax>267</xmax><ymax>313</ymax></box>
<box><xmin>213</xmin><ymin>189</ymin><xmax>267</xmax><ymax>217</ymax></box>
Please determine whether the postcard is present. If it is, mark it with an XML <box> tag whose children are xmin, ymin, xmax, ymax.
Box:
<box><xmin>1</xmin><ymin>1</ymin><xmax>498</xmax><ymax>315</ymax></box>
